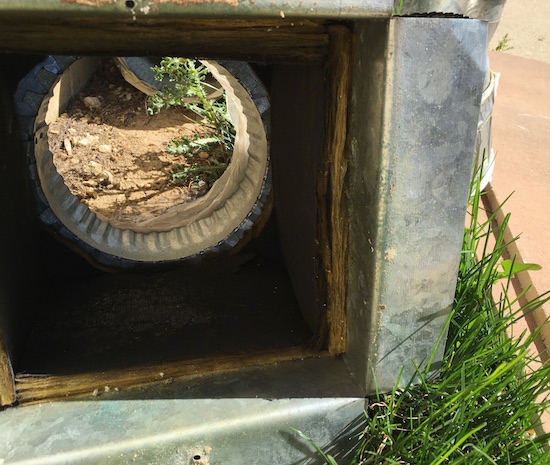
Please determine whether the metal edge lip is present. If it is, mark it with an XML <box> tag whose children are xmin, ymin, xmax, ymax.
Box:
<box><xmin>399</xmin><ymin>0</ymin><xmax>506</xmax><ymax>23</ymax></box>
<box><xmin>0</xmin><ymin>0</ymin><xmax>393</xmax><ymax>20</ymax></box>
<box><xmin>0</xmin><ymin>397</ymin><xmax>367</xmax><ymax>464</ymax></box>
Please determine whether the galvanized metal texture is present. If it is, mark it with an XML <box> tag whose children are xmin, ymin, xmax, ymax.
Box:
<box><xmin>0</xmin><ymin>397</ymin><xmax>365</xmax><ymax>464</ymax></box>
<box><xmin>345</xmin><ymin>16</ymin><xmax>489</xmax><ymax>393</ymax></box>
<box><xmin>400</xmin><ymin>0</ymin><xmax>506</xmax><ymax>19</ymax></box>
<box><xmin>400</xmin><ymin>0</ymin><xmax>507</xmax><ymax>39</ymax></box>
<box><xmin>0</xmin><ymin>0</ymin><xmax>505</xmax><ymax>21</ymax></box>
<box><xmin>0</xmin><ymin>0</ymin><xmax>391</xmax><ymax>19</ymax></box>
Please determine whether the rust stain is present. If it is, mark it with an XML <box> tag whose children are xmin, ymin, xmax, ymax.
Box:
<box><xmin>62</xmin><ymin>0</ymin><xmax>240</xmax><ymax>8</ymax></box>
<box><xmin>385</xmin><ymin>247</ymin><xmax>396</xmax><ymax>262</ymax></box>
<box><xmin>156</xmin><ymin>0</ymin><xmax>240</xmax><ymax>7</ymax></box>
<box><xmin>61</xmin><ymin>0</ymin><xmax>114</xmax><ymax>6</ymax></box>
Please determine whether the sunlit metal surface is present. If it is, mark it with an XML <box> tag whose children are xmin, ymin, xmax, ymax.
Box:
<box><xmin>0</xmin><ymin>0</ymin><xmax>506</xmax><ymax>21</ymax></box>
<box><xmin>346</xmin><ymin>16</ymin><xmax>489</xmax><ymax>393</ymax></box>
<box><xmin>401</xmin><ymin>0</ymin><xmax>507</xmax><ymax>39</ymax></box>
<box><xmin>0</xmin><ymin>396</ymin><xmax>366</xmax><ymax>464</ymax></box>
<box><xmin>0</xmin><ymin>0</ymin><xmax>392</xmax><ymax>19</ymax></box>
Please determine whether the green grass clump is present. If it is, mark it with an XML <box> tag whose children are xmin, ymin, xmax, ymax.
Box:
<box><xmin>297</xmin><ymin>176</ymin><xmax>550</xmax><ymax>464</ymax></box>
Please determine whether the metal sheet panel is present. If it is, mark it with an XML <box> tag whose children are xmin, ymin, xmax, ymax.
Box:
<box><xmin>346</xmin><ymin>16</ymin><xmax>489</xmax><ymax>393</ymax></box>
<box><xmin>0</xmin><ymin>0</ymin><xmax>392</xmax><ymax>19</ymax></box>
<box><xmin>0</xmin><ymin>397</ymin><xmax>365</xmax><ymax>464</ymax></box>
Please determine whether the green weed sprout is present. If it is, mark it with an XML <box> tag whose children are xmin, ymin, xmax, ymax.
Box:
<box><xmin>392</xmin><ymin>0</ymin><xmax>405</xmax><ymax>16</ymax></box>
<box><xmin>496</xmin><ymin>34</ymin><xmax>514</xmax><ymax>53</ymax></box>
<box><xmin>147</xmin><ymin>57</ymin><xmax>235</xmax><ymax>187</ymax></box>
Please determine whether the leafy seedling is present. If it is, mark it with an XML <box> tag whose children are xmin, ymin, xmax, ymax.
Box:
<box><xmin>148</xmin><ymin>58</ymin><xmax>235</xmax><ymax>188</ymax></box>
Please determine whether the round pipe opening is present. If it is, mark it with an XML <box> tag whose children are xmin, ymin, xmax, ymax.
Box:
<box><xmin>21</xmin><ymin>56</ymin><xmax>271</xmax><ymax>268</ymax></box>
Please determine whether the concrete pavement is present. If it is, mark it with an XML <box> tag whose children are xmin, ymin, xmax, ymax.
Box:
<box><xmin>489</xmin><ymin>0</ymin><xmax>550</xmax><ymax>64</ymax></box>
<box><xmin>485</xmin><ymin>26</ymin><xmax>550</xmax><ymax>431</ymax></box>
<box><xmin>486</xmin><ymin>51</ymin><xmax>550</xmax><ymax>350</ymax></box>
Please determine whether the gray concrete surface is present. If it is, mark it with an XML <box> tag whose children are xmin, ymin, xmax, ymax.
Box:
<box><xmin>489</xmin><ymin>0</ymin><xmax>550</xmax><ymax>64</ymax></box>
<box><xmin>486</xmin><ymin>0</ymin><xmax>550</xmax><ymax>343</ymax></box>
<box><xmin>485</xmin><ymin>1</ymin><xmax>550</xmax><ymax>433</ymax></box>
<box><xmin>487</xmin><ymin>52</ymin><xmax>550</xmax><ymax>342</ymax></box>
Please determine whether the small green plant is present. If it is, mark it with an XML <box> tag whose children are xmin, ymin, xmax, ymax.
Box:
<box><xmin>147</xmin><ymin>57</ymin><xmax>235</xmax><ymax>188</ymax></box>
<box><xmin>291</xmin><ymin>429</ymin><xmax>339</xmax><ymax>465</ymax></box>
<box><xmin>495</xmin><ymin>33</ymin><xmax>514</xmax><ymax>52</ymax></box>
<box><xmin>295</xmin><ymin>172</ymin><xmax>550</xmax><ymax>463</ymax></box>
<box><xmin>392</xmin><ymin>0</ymin><xmax>405</xmax><ymax>16</ymax></box>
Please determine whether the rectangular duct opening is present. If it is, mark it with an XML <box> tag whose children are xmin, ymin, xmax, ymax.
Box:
<box><xmin>0</xmin><ymin>22</ymin><xmax>356</xmax><ymax>405</ymax></box>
